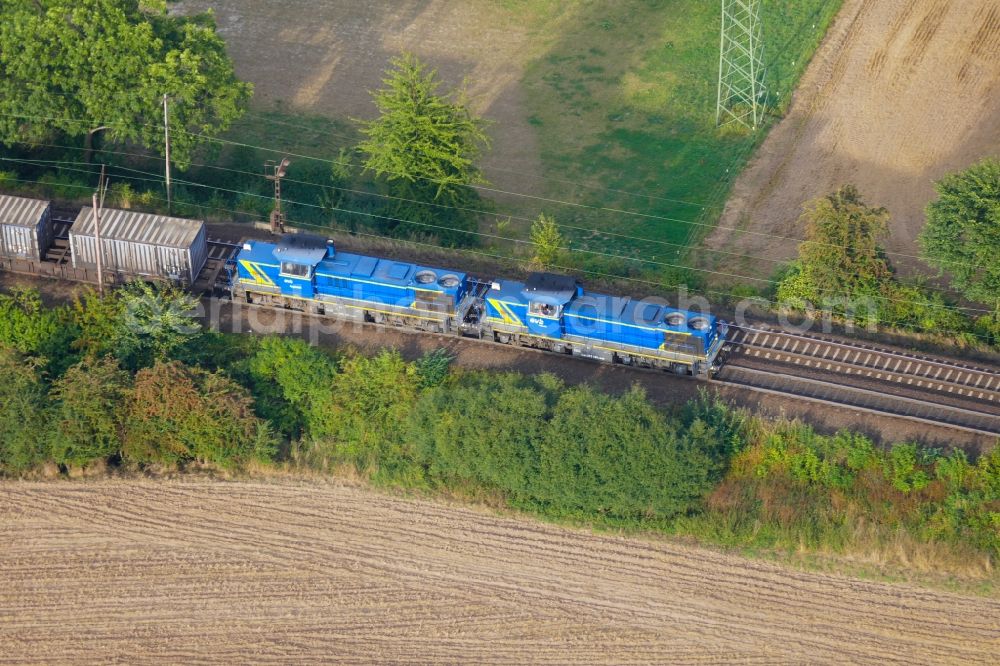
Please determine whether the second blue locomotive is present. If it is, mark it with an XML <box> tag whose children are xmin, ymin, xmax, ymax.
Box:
<box><xmin>233</xmin><ymin>234</ymin><xmax>727</xmax><ymax>376</ymax></box>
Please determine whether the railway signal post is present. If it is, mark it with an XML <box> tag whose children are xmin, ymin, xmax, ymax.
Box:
<box><xmin>265</xmin><ymin>158</ymin><xmax>291</xmax><ymax>235</ymax></box>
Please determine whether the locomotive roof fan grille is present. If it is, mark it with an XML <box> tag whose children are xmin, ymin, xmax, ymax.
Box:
<box><xmin>438</xmin><ymin>274</ymin><xmax>460</xmax><ymax>288</ymax></box>
<box><xmin>689</xmin><ymin>316</ymin><xmax>710</xmax><ymax>331</ymax></box>
<box><xmin>415</xmin><ymin>270</ymin><xmax>437</xmax><ymax>284</ymax></box>
<box><xmin>665</xmin><ymin>312</ymin><xmax>686</xmax><ymax>326</ymax></box>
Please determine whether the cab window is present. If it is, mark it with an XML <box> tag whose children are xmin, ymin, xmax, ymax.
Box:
<box><xmin>280</xmin><ymin>262</ymin><xmax>312</xmax><ymax>278</ymax></box>
<box><xmin>528</xmin><ymin>302</ymin><xmax>561</xmax><ymax>318</ymax></box>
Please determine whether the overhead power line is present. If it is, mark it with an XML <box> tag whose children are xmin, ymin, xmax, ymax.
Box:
<box><xmin>3</xmin><ymin>138</ymin><xmax>990</xmax><ymax>277</ymax></box>
<box><xmin>165</xmin><ymin>123</ymin><xmax>996</xmax><ymax>271</ymax></box>
<box><xmin>234</xmin><ymin>109</ymin><xmax>710</xmax><ymax>208</ymax></box>
<box><xmin>4</xmin><ymin>169</ymin><xmax>994</xmax><ymax>343</ymax></box>
<box><xmin>7</xmin><ymin>144</ymin><xmax>785</xmax><ymax>267</ymax></box>
<box><xmin>3</xmin><ymin>157</ymin><xmax>992</xmax><ymax>320</ymax></box>
<box><xmin>0</xmin><ymin>109</ymin><xmax>985</xmax><ymax>272</ymax></box>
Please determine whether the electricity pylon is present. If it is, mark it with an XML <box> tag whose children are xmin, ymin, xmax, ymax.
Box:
<box><xmin>716</xmin><ymin>0</ymin><xmax>766</xmax><ymax>129</ymax></box>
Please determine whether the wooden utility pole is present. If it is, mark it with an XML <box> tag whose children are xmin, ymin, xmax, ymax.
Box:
<box><xmin>92</xmin><ymin>193</ymin><xmax>102</xmax><ymax>295</ymax></box>
<box><xmin>94</xmin><ymin>197</ymin><xmax>104</xmax><ymax>296</ymax></box>
<box><xmin>163</xmin><ymin>93</ymin><xmax>172</xmax><ymax>212</ymax></box>
<box><xmin>92</xmin><ymin>165</ymin><xmax>106</xmax><ymax>295</ymax></box>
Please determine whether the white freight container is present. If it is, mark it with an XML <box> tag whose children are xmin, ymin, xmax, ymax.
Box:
<box><xmin>70</xmin><ymin>207</ymin><xmax>208</xmax><ymax>285</ymax></box>
<box><xmin>0</xmin><ymin>194</ymin><xmax>52</xmax><ymax>261</ymax></box>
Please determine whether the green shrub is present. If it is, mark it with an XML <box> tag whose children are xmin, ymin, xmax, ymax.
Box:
<box><xmin>110</xmin><ymin>182</ymin><xmax>137</xmax><ymax>209</ymax></box>
<box><xmin>883</xmin><ymin>442</ymin><xmax>930</xmax><ymax>493</ymax></box>
<box><xmin>533</xmin><ymin>384</ymin><xmax>712</xmax><ymax>521</ymax></box>
<box><xmin>72</xmin><ymin>281</ymin><xmax>200</xmax><ymax>370</ymax></box>
<box><xmin>240</xmin><ymin>335</ymin><xmax>339</xmax><ymax>441</ymax></box>
<box><xmin>974</xmin><ymin>313</ymin><xmax>1000</xmax><ymax>346</ymax></box>
<box><xmin>0</xmin><ymin>347</ymin><xmax>50</xmax><ymax>473</ymax></box>
<box><xmin>530</xmin><ymin>213</ymin><xmax>564</xmax><ymax>268</ymax></box>
<box><xmin>0</xmin><ymin>281</ymin><xmax>995</xmax><ymax>574</ymax></box>
<box><xmin>0</xmin><ymin>287</ymin><xmax>79</xmax><ymax>373</ymax></box>
<box><xmin>682</xmin><ymin>390</ymin><xmax>753</xmax><ymax>470</ymax></box>
<box><xmin>49</xmin><ymin>355</ymin><xmax>130</xmax><ymax>467</ymax></box>
<box><xmin>124</xmin><ymin>360</ymin><xmax>275</xmax><ymax>469</ymax></box>
<box><xmin>327</xmin><ymin>350</ymin><xmax>419</xmax><ymax>480</ymax></box>
<box><xmin>408</xmin><ymin>371</ymin><xmax>552</xmax><ymax>498</ymax></box>
<box><xmin>880</xmin><ymin>282</ymin><xmax>969</xmax><ymax>335</ymax></box>
<box><xmin>37</xmin><ymin>172</ymin><xmax>90</xmax><ymax>200</ymax></box>
<box><xmin>695</xmin><ymin>417</ymin><xmax>1000</xmax><ymax>564</ymax></box>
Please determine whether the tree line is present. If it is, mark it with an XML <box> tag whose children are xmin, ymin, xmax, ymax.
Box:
<box><xmin>0</xmin><ymin>283</ymin><xmax>996</xmax><ymax>575</ymax></box>
<box><xmin>776</xmin><ymin>160</ymin><xmax>1000</xmax><ymax>346</ymax></box>
<box><xmin>0</xmin><ymin>0</ymin><xmax>250</xmax><ymax>168</ymax></box>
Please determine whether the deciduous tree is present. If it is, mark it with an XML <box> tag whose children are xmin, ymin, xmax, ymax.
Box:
<box><xmin>535</xmin><ymin>385</ymin><xmax>712</xmax><ymax>520</ymax></box>
<box><xmin>0</xmin><ymin>0</ymin><xmax>251</xmax><ymax>167</ymax></box>
<box><xmin>0</xmin><ymin>287</ymin><xmax>79</xmax><ymax>372</ymax></box>
<box><xmin>327</xmin><ymin>350</ymin><xmax>418</xmax><ymax>479</ymax></box>
<box><xmin>408</xmin><ymin>371</ymin><xmax>550</xmax><ymax>498</ymax></box>
<box><xmin>73</xmin><ymin>281</ymin><xmax>200</xmax><ymax>369</ymax></box>
<box><xmin>114</xmin><ymin>281</ymin><xmax>200</xmax><ymax>366</ymax></box>
<box><xmin>242</xmin><ymin>336</ymin><xmax>339</xmax><ymax>441</ymax></box>
<box><xmin>920</xmin><ymin>158</ymin><xmax>1000</xmax><ymax>316</ymax></box>
<box><xmin>776</xmin><ymin>187</ymin><xmax>973</xmax><ymax>334</ymax></box>
<box><xmin>776</xmin><ymin>185</ymin><xmax>891</xmax><ymax>315</ymax></box>
<box><xmin>0</xmin><ymin>347</ymin><xmax>50</xmax><ymax>473</ymax></box>
<box><xmin>124</xmin><ymin>360</ymin><xmax>275</xmax><ymax>468</ymax></box>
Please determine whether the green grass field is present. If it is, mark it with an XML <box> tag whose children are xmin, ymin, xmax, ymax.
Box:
<box><xmin>516</xmin><ymin>0</ymin><xmax>841</xmax><ymax>263</ymax></box>
<box><xmin>211</xmin><ymin>0</ymin><xmax>843</xmax><ymax>279</ymax></box>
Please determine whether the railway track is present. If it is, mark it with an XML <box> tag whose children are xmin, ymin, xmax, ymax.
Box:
<box><xmin>10</xmin><ymin>209</ymin><xmax>1000</xmax><ymax>438</ymax></box>
<box><xmin>717</xmin><ymin>325</ymin><xmax>1000</xmax><ymax>436</ymax></box>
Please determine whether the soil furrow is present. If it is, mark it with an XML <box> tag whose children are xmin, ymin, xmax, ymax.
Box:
<box><xmin>2</xmin><ymin>480</ymin><xmax>996</xmax><ymax>665</ymax></box>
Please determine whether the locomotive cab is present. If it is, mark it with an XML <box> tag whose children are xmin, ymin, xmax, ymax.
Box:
<box><xmin>522</xmin><ymin>272</ymin><xmax>579</xmax><ymax>339</ymax></box>
<box><xmin>270</xmin><ymin>234</ymin><xmax>332</xmax><ymax>299</ymax></box>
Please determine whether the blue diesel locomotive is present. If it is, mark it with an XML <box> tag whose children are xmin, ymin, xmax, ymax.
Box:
<box><xmin>234</xmin><ymin>234</ymin><xmax>472</xmax><ymax>333</ymax></box>
<box><xmin>233</xmin><ymin>234</ymin><xmax>728</xmax><ymax>376</ymax></box>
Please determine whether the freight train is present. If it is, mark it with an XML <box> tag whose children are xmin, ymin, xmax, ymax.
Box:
<box><xmin>0</xmin><ymin>193</ymin><xmax>729</xmax><ymax>377</ymax></box>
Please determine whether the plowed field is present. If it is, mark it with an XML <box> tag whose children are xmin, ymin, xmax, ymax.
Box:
<box><xmin>705</xmin><ymin>0</ymin><xmax>1000</xmax><ymax>278</ymax></box>
<box><xmin>1</xmin><ymin>480</ymin><xmax>997</xmax><ymax>664</ymax></box>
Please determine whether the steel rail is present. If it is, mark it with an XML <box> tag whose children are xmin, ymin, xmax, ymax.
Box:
<box><xmin>726</xmin><ymin>338</ymin><xmax>1000</xmax><ymax>406</ymax></box>
<box><xmin>728</xmin><ymin>323</ymin><xmax>1000</xmax><ymax>379</ymax></box>
<box><xmin>713</xmin><ymin>365</ymin><xmax>1000</xmax><ymax>437</ymax></box>
<box><xmin>7</xmin><ymin>208</ymin><xmax>1000</xmax><ymax>438</ymax></box>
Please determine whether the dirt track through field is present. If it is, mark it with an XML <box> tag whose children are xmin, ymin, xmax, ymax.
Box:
<box><xmin>705</xmin><ymin>0</ymin><xmax>1000</xmax><ymax>278</ymax></box>
<box><xmin>1</xmin><ymin>480</ymin><xmax>997</xmax><ymax>664</ymax></box>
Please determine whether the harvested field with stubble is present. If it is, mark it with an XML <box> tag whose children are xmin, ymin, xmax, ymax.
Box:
<box><xmin>1</xmin><ymin>480</ymin><xmax>998</xmax><ymax>664</ymax></box>
<box><xmin>704</xmin><ymin>0</ymin><xmax>1000</xmax><ymax>279</ymax></box>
